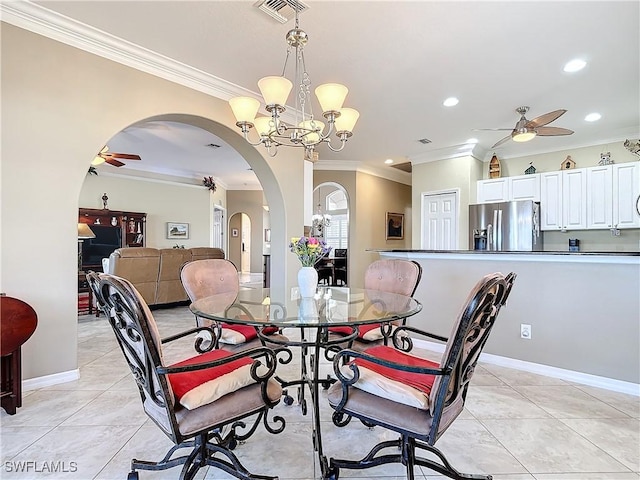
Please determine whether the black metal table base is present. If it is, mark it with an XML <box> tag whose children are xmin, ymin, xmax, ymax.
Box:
<box><xmin>259</xmin><ymin>326</ymin><xmax>357</xmax><ymax>479</ymax></box>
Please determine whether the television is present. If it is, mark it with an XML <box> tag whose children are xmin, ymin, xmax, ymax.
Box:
<box><xmin>81</xmin><ymin>225</ymin><xmax>122</xmax><ymax>269</ymax></box>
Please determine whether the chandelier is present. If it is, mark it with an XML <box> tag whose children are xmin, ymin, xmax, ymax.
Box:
<box><xmin>311</xmin><ymin>190</ymin><xmax>331</xmax><ymax>237</ymax></box>
<box><xmin>228</xmin><ymin>12</ymin><xmax>359</xmax><ymax>157</ymax></box>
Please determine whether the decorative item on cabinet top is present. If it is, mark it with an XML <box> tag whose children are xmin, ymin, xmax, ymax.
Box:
<box><xmin>524</xmin><ymin>162</ymin><xmax>537</xmax><ymax>175</ymax></box>
<box><xmin>561</xmin><ymin>155</ymin><xmax>576</xmax><ymax>170</ymax></box>
<box><xmin>624</xmin><ymin>139</ymin><xmax>640</xmax><ymax>157</ymax></box>
<box><xmin>489</xmin><ymin>153</ymin><xmax>501</xmax><ymax>179</ymax></box>
<box><xmin>598</xmin><ymin>152</ymin><xmax>613</xmax><ymax>166</ymax></box>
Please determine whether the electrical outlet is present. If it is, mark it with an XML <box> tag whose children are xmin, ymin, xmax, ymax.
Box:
<box><xmin>520</xmin><ymin>324</ymin><xmax>532</xmax><ymax>339</ymax></box>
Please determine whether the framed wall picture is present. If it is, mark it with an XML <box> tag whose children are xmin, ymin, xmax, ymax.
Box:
<box><xmin>232</xmin><ymin>228</ymin><xmax>239</xmax><ymax>237</ymax></box>
<box><xmin>167</xmin><ymin>222</ymin><xmax>189</xmax><ymax>239</ymax></box>
<box><xmin>386</xmin><ymin>212</ymin><xmax>404</xmax><ymax>240</ymax></box>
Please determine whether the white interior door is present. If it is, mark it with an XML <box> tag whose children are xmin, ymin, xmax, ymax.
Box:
<box><xmin>211</xmin><ymin>206</ymin><xmax>225</xmax><ymax>250</ymax></box>
<box><xmin>421</xmin><ymin>191</ymin><xmax>458</xmax><ymax>250</ymax></box>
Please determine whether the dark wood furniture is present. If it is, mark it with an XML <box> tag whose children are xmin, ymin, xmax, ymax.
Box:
<box><xmin>78</xmin><ymin>208</ymin><xmax>147</xmax><ymax>271</ymax></box>
<box><xmin>78</xmin><ymin>208</ymin><xmax>146</xmax><ymax>313</ymax></box>
<box><xmin>0</xmin><ymin>295</ymin><xmax>38</xmax><ymax>415</ymax></box>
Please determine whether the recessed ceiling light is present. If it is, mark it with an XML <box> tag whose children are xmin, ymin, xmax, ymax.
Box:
<box><xmin>564</xmin><ymin>59</ymin><xmax>586</xmax><ymax>73</ymax></box>
<box><xmin>585</xmin><ymin>112</ymin><xmax>602</xmax><ymax>122</ymax></box>
<box><xmin>443</xmin><ymin>97</ymin><xmax>459</xmax><ymax>107</ymax></box>
<box><xmin>466</xmin><ymin>138</ymin><xmax>479</xmax><ymax>144</ymax></box>
<box><xmin>384</xmin><ymin>159</ymin><xmax>394</xmax><ymax>164</ymax></box>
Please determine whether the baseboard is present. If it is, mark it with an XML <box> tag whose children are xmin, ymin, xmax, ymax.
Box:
<box><xmin>22</xmin><ymin>369</ymin><xmax>80</xmax><ymax>391</ymax></box>
<box><xmin>412</xmin><ymin>339</ymin><xmax>640</xmax><ymax>397</ymax></box>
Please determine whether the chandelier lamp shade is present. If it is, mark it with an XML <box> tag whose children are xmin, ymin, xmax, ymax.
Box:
<box><xmin>228</xmin><ymin>14</ymin><xmax>359</xmax><ymax>157</ymax></box>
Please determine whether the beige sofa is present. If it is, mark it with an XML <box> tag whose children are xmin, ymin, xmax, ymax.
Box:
<box><xmin>106</xmin><ymin>247</ymin><xmax>225</xmax><ymax>306</ymax></box>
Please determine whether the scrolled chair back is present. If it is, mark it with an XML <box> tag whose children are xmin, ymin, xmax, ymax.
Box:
<box><xmin>428</xmin><ymin>272</ymin><xmax>516</xmax><ymax>433</ymax></box>
<box><xmin>87</xmin><ymin>271</ymin><xmax>178</xmax><ymax>439</ymax></box>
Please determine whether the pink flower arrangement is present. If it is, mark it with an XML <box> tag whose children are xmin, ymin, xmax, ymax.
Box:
<box><xmin>289</xmin><ymin>236</ymin><xmax>331</xmax><ymax>267</ymax></box>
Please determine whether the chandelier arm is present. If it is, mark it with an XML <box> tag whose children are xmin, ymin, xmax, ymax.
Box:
<box><xmin>325</xmin><ymin>137</ymin><xmax>348</xmax><ymax>153</ymax></box>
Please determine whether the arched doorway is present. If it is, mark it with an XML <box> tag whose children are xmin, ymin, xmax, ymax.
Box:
<box><xmin>313</xmin><ymin>182</ymin><xmax>350</xmax><ymax>285</ymax></box>
<box><xmin>228</xmin><ymin>212</ymin><xmax>251</xmax><ymax>273</ymax></box>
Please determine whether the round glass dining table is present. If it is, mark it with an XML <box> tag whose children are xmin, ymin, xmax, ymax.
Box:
<box><xmin>190</xmin><ymin>285</ymin><xmax>422</xmax><ymax>479</ymax></box>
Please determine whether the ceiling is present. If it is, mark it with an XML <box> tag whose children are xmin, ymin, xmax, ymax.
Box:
<box><xmin>20</xmin><ymin>1</ymin><xmax>640</xmax><ymax>188</ymax></box>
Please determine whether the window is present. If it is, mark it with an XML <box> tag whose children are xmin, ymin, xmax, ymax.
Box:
<box><xmin>324</xmin><ymin>213</ymin><xmax>348</xmax><ymax>250</ymax></box>
<box><xmin>327</xmin><ymin>190</ymin><xmax>347</xmax><ymax>210</ymax></box>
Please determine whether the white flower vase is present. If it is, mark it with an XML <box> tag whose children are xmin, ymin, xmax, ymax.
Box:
<box><xmin>298</xmin><ymin>297</ymin><xmax>319</xmax><ymax>321</ymax></box>
<box><xmin>298</xmin><ymin>266</ymin><xmax>318</xmax><ymax>298</ymax></box>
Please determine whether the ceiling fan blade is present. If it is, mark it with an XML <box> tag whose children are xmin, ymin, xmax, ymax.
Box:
<box><xmin>107</xmin><ymin>153</ymin><xmax>141</xmax><ymax>160</ymax></box>
<box><xmin>535</xmin><ymin>126</ymin><xmax>574</xmax><ymax>136</ymax></box>
<box><xmin>526</xmin><ymin>109</ymin><xmax>566</xmax><ymax>128</ymax></box>
<box><xmin>105</xmin><ymin>158</ymin><xmax>126</xmax><ymax>167</ymax></box>
<box><xmin>491</xmin><ymin>135</ymin><xmax>513</xmax><ymax>149</ymax></box>
<box><xmin>473</xmin><ymin>128</ymin><xmax>513</xmax><ymax>131</ymax></box>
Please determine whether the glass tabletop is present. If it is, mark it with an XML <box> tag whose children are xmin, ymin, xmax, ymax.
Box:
<box><xmin>189</xmin><ymin>286</ymin><xmax>422</xmax><ymax>328</ymax></box>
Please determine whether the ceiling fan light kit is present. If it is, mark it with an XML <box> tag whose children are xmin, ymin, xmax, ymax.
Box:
<box><xmin>228</xmin><ymin>11</ymin><xmax>359</xmax><ymax>158</ymax></box>
<box><xmin>486</xmin><ymin>106</ymin><xmax>574</xmax><ymax>149</ymax></box>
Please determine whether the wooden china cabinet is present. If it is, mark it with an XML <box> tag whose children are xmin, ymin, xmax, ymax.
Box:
<box><xmin>78</xmin><ymin>208</ymin><xmax>146</xmax><ymax>315</ymax></box>
<box><xmin>78</xmin><ymin>207</ymin><xmax>146</xmax><ymax>272</ymax></box>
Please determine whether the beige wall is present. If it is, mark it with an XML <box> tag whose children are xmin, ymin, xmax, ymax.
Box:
<box><xmin>1</xmin><ymin>24</ymin><xmax>301</xmax><ymax>381</ymax></box>
<box><xmin>80</xmin><ymin>174</ymin><xmax>218</xmax><ymax>248</ymax></box>
<box><xmin>480</xmin><ymin>143</ymin><xmax>639</xmax><ymax>180</ymax></box>
<box><xmin>411</xmin><ymin>155</ymin><xmax>480</xmax><ymax>250</ymax></box>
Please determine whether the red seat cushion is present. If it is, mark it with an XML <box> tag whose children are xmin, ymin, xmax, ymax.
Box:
<box><xmin>355</xmin><ymin>345</ymin><xmax>438</xmax><ymax>396</ymax></box>
<box><xmin>221</xmin><ymin>323</ymin><xmax>278</xmax><ymax>342</ymax></box>
<box><xmin>167</xmin><ymin>349</ymin><xmax>252</xmax><ymax>401</ymax></box>
<box><xmin>329</xmin><ymin>323</ymin><xmax>382</xmax><ymax>339</ymax></box>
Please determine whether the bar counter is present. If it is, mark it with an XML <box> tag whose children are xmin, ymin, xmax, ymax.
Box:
<box><xmin>377</xmin><ymin>249</ymin><xmax>640</xmax><ymax>393</ymax></box>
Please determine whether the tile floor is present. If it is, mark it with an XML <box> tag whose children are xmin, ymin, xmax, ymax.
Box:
<box><xmin>1</xmin><ymin>305</ymin><xmax>638</xmax><ymax>480</ymax></box>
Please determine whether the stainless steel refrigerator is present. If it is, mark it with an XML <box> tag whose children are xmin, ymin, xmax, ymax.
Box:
<box><xmin>469</xmin><ymin>200</ymin><xmax>543</xmax><ymax>251</ymax></box>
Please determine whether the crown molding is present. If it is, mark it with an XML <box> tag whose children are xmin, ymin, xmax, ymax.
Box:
<box><xmin>0</xmin><ymin>1</ymin><xmax>253</xmax><ymax>102</ymax></box>
<box><xmin>314</xmin><ymin>160</ymin><xmax>411</xmax><ymax>186</ymax></box>
<box><xmin>410</xmin><ymin>143</ymin><xmax>487</xmax><ymax>166</ymax></box>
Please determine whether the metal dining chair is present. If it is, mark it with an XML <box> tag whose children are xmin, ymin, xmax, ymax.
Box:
<box><xmin>180</xmin><ymin>259</ymin><xmax>288</xmax><ymax>352</ymax></box>
<box><xmin>326</xmin><ymin>272</ymin><xmax>516</xmax><ymax>480</ymax></box>
<box><xmin>87</xmin><ymin>271</ymin><xmax>285</xmax><ymax>480</ymax></box>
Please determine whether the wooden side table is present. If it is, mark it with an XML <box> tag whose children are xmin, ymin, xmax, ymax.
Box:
<box><xmin>0</xmin><ymin>295</ymin><xmax>38</xmax><ymax>415</ymax></box>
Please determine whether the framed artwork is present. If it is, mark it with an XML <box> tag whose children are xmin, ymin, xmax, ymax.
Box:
<box><xmin>166</xmin><ymin>222</ymin><xmax>189</xmax><ymax>239</ymax></box>
<box><xmin>386</xmin><ymin>212</ymin><xmax>404</xmax><ymax>240</ymax></box>
<box><xmin>232</xmin><ymin>228</ymin><xmax>239</xmax><ymax>237</ymax></box>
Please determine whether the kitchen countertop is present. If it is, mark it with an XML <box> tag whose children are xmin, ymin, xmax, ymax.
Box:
<box><xmin>375</xmin><ymin>249</ymin><xmax>640</xmax><ymax>256</ymax></box>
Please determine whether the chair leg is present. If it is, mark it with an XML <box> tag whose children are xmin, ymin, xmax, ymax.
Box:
<box><xmin>329</xmin><ymin>435</ymin><xmax>492</xmax><ymax>480</ymax></box>
<box><xmin>413</xmin><ymin>439</ymin><xmax>493</xmax><ymax>480</ymax></box>
<box><xmin>128</xmin><ymin>431</ymin><xmax>279</xmax><ymax>480</ymax></box>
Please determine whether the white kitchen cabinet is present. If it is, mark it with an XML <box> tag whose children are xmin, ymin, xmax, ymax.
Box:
<box><xmin>613</xmin><ymin>162</ymin><xmax>640</xmax><ymax>228</ymax></box>
<box><xmin>476</xmin><ymin>174</ymin><xmax>539</xmax><ymax>203</ymax></box>
<box><xmin>540</xmin><ymin>169</ymin><xmax>587</xmax><ymax>231</ymax></box>
<box><xmin>510</xmin><ymin>174</ymin><xmax>540</xmax><ymax>201</ymax></box>
<box><xmin>586</xmin><ymin>165</ymin><xmax>613</xmax><ymax>229</ymax></box>
<box><xmin>476</xmin><ymin>178</ymin><xmax>509</xmax><ymax>203</ymax></box>
<box><xmin>587</xmin><ymin>163</ymin><xmax>640</xmax><ymax>229</ymax></box>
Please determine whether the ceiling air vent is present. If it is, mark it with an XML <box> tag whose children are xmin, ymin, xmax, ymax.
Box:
<box><xmin>418</xmin><ymin>138</ymin><xmax>432</xmax><ymax>144</ymax></box>
<box><xmin>254</xmin><ymin>0</ymin><xmax>308</xmax><ymax>24</ymax></box>
<box><xmin>206</xmin><ymin>143</ymin><xmax>221</xmax><ymax>148</ymax></box>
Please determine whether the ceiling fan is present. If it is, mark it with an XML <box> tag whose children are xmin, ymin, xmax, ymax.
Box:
<box><xmin>481</xmin><ymin>106</ymin><xmax>574</xmax><ymax>149</ymax></box>
<box><xmin>91</xmin><ymin>145</ymin><xmax>142</xmax><ymax>167</ymax></box>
